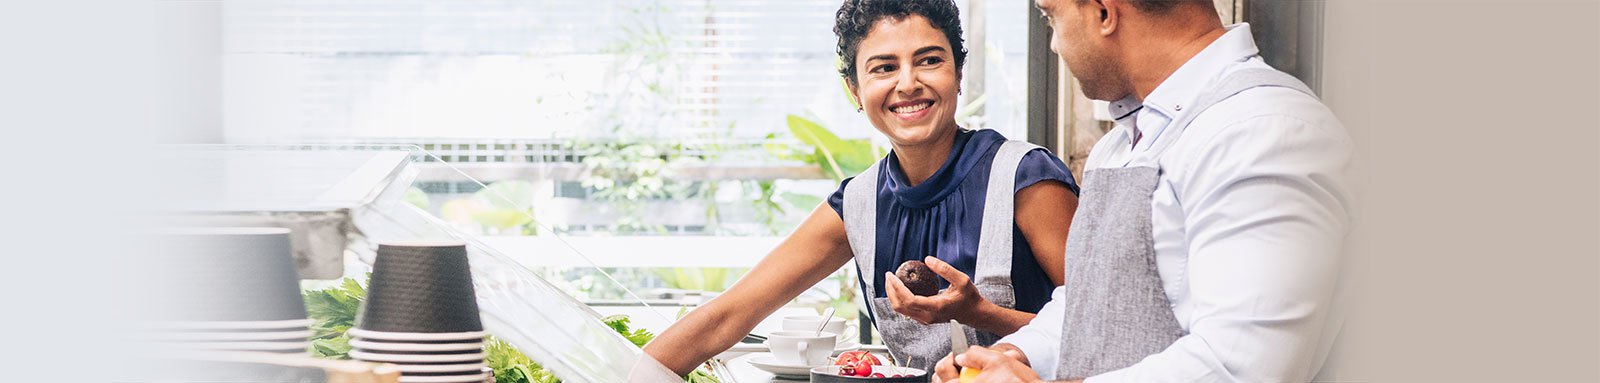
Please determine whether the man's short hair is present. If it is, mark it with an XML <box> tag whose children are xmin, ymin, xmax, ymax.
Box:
<box><xmin>1086</xmin><ymin>0</ymin><xmax>1214</xmax><ymax>14</ymax></box>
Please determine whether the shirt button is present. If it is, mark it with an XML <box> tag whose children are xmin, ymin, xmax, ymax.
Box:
<box><xmin>1175</xmin><ymin>104</ymin><xmax>1183</xmax><ymax>111</ymax></box>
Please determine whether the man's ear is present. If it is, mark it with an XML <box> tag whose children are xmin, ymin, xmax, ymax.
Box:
<box><xmin>1094</xmin><ymin>0</ymin><xmax>1120</xmax><ymax>36</ymax></box>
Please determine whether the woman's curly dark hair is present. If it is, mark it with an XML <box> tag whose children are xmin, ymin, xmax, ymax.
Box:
<box><xmin>834</xmin><ymin>0</ymin><xmax>967</xmax><ymax>86</ymax></box>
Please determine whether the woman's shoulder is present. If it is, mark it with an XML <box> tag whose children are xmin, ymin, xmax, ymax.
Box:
<box><xmin>1011</xmin><ymin>143</ymin><xmax>1079</xmax><ymax>195</ymax></box>
<box><xmin>962</xmin><ymin>129</ymin><xmax>1077</xmax><ymax>194</ymax></box>
<box><xmin>1015</xmin><ymin>145</ymin><xmax>1066</xmax><ymax>169</ymax></box>
<box><xmin>973</xmin><ymin>130</ymin><xmax>1065</xmax><ymax>176</ymax></box>
<box><xmin>973</xmin><ymin>130</ymin><xmax>1057</xmax><ymax>165</ymax></box>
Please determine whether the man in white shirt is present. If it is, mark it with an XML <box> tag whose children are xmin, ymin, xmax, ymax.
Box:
<box><xmin>934</xmin><ymin>0</ymin><xmax>1350</xmax><ymax>382</ymax></box>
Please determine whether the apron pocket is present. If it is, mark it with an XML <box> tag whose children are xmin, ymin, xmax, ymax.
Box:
<box><xmin>869</xmin><ymin>297</ymin><xmax>952</xmax><ymax>371</ymax></box>
<box><xmin>971</xmin><ymin>283</ymin><xmax>1016</xmax><ymax>345</ymax></box>
<box><xmin>974</xmin><ymin>283</ymin><xmax>1016</xmax><ymax>310</ymax></box>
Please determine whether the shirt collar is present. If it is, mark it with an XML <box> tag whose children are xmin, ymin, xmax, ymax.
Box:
<box><xmin>1142</xmin><ymin>23</ymin><xmax>1261</xmax><ymax>123</ymax></box>
<box><xmin>1108</xmin><ymin>95</ymin><xmax>1143</xmax><ymax>145</ymax></box>
<box><xmin>1113</xmin><ymin>23</ymin><xmax>1261</xmax><ymax>144</ymax></box>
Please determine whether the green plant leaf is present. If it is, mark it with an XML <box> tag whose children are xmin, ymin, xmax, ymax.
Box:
<box><xmin>303</xmin><ymin>275</ymin><xmax>367</xmax><ymax>360</ymax></box>
<box><xmin>780</xmin><ymin>192</ymin><xmax>824</xmax><ymax>211</ymax></box>
<box><xmin>310</xmin><ymin>335</ymin><xmax>352</xmax><ymax>359</ymax></box>
<box><xmin>786</xmin><ymin>115</ymin><xmax>878</xmax><ymax>180</ymax></box>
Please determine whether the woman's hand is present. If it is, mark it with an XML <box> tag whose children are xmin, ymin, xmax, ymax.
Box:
<box><xmin>644</xmin><ymin>203</ymin><xmax>854</xmax><ymax>376</ymax></box>
<box><xmin>884</xmin><ymin>256</ymin><xmax>989</xmax><ymax>325</ymax></box>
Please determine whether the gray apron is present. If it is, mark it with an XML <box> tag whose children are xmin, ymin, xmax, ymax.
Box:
<box><xmin>844</xmin><ymin>140</ymin><xmax>1039</xmax><ymax>371</ymax></box>
<box><xmin>1055</xmin><ymin>68</ymin><xmax>1317</xmax><ymax>379</ymax></box>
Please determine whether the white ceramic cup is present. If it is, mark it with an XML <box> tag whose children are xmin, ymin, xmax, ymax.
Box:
<box><xmin>764</xmin><ymin>330</ymin><xmax>837</xmax><ymax>366</ymax></box>
<box><xmin>782</xmin><ymin>315</ymin><xmax>848</xmax><ymax>341</ymax></box>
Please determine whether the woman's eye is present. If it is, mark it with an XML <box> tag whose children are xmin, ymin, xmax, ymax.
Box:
<box><xmin>870</xmin><ymin>64</ymin><xmax>896</xmax><ymax>74</ymax></box>
<box><xmin>919</xmin><ymin>57</ymin><xmax>944</xmax><ymax>66</ymax></box>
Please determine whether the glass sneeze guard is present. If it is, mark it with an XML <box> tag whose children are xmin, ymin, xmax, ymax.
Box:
<box><xmin>156</xmin><ymin>144</ymin><xmax>684</xmax><ymax>383</ymax></box>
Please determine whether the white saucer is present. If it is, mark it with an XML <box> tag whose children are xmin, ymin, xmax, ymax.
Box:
<box><xmin>395</xmin><ymin>372</ymin><xmax>489</xmax><ymax>383</ymax></box>
<box><xmin>347</xmin><ymin>328</ymin><xmax>487</xmax><ymax>341</ymax></box>
<box><xmin>729</xmin><ymin>339</ymin><xmax>868</xmax><ymax>355</ymax></box>
<box><xmin>349</xmin><ymin>349</ymin><xmax>485</xmax><ymax>363</ymax></box>
<box><xmin>351</xmin><ymin>339</ymin><xmax>484</xmax><ymax>352</ymax></box>
<box><xmin>746</xmin><ymin>354</ymin><xmax>821</xmax><ymax>378</ymax></box>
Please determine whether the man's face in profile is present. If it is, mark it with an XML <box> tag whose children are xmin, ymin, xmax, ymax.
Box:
<box><xmin>1037</xmin><ymin>0</ymin><xmax>1129</xmax><ymax>101</ymax></box>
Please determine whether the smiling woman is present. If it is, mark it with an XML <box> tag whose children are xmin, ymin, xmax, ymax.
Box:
<box><xmin>844</xmin><ymin>14</ymin><xmax>965</xmax><ymax>185</ymax></box>
<box><xmin>644</xmin><ymin>0</ymin><xmax>1083</xmax><ymax>375</ymax></box>
<box><xmin>820</xmin><ymin>0</ymin><xmax>1080</xmax><ymax>370</ymax></box>
<box><xmin>835</xmin><ymin>2</ymin><xmax>968</xmax><ymax>186</ymax></box>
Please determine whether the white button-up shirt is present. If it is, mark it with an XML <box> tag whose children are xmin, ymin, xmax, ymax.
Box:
<box><xmin>999</xmin><ymin>23</ymin><xmax>1352</xmax><ymax>382</ymax></box>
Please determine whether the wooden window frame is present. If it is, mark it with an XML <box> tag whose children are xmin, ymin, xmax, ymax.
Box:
<box><xmin>1026</xmin><ymin>0</ymin><xmax>1323</xmax><ymax>179</ymax></box>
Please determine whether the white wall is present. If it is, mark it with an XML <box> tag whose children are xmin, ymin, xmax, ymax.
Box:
<box><xmin>154</xmin><ymin>0</ymin><xmax>224</xmax><ymax>144</ymax></box>
<box><xmin>1322</xmin><ymin>1</ymin><xmax>1600</xmax><ymax>381</ymax></box>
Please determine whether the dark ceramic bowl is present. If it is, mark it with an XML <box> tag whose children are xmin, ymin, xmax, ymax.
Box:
<box><xmin>809</xmin><ymin>366</ymin><xmax>928</xmax><ymax>382</ymax></box>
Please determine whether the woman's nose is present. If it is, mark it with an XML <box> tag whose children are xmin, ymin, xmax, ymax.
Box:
<box><xmin>895</xmin><ymin>69</ymin><xmax>922</xmax><ymax>96</ymax></box>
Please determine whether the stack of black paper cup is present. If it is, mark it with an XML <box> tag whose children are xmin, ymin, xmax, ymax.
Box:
<box><xmin>349</xmin><ymin>242</ymin><xmax>490</xmax><ymax>383</ymax></box>
<box><xmin>144</xmin><ymin>227</ymin><xmax>312</xmax><ymax>355</ymax></box>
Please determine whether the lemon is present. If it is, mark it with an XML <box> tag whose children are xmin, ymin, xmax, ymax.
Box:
<box><xmin>959</xmin><ymin>367</ymin><xmax>982</xmax><ymax>383</ymax></box>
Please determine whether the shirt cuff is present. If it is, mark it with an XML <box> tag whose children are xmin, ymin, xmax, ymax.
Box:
<box><xmin>997</xmin><ymin>330</ymin><xmax>1057</xmax><ymax>379</ymax></box>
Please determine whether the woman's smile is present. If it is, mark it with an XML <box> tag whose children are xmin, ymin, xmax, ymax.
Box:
<box><xmin>888</xmin><ymin>99</ymin><xmax>936</xmax><ymax>122</ymax></box>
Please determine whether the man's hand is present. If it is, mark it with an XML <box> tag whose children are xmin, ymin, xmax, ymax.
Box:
<box><xmin>933</xmin><ymin>345</ymin><xmax>1042</xmax><ymax>383</ymax></box>
<box><xmin>934</xmin><ymin>343</ymin><xmax>1031</xmax><ymax>378</ymax></box>
<box><xmin>884</xmin><ymin>256</ymin><xmax>989</xmax><ymax>325</ymax></box>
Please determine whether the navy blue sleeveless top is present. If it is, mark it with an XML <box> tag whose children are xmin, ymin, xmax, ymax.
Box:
<box><xmin>827</xmin><ymin>129</ymin><xmax>1079</xmax><ymax>314</ymax></box>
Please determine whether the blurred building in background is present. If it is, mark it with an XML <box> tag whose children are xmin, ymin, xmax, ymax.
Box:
<box><xmin>159</xmin><ymin>0</ymin><xmax>1034</xmax><ymax>237</ymax></box>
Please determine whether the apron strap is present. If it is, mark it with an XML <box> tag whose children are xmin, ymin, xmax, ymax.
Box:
<box><xmin>844</xmin><ymin>161</ymin><xmax>882</xmax><ymax>295</ymax></box>
<box><xmin>973</xmin><ymin>140</ymin><xmax>1038</xmax><ymax>286</ymax></box>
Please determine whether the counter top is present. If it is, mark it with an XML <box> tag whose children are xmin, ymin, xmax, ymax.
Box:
<box><xmin>724</xmin><ymin>353</ymin><xmax>807</xmax><ymax>382</ymax></box>
<box><xmin>717</xmin><ymin>348</ymin><xmax>915</xmax><ymax>383</ymax></box>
